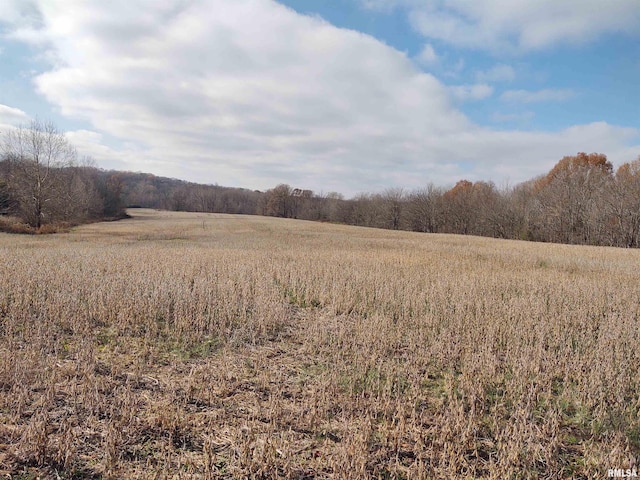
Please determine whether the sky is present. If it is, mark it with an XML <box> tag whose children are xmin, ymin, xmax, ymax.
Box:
<box><xmin>0</xmin><ymin>0</ymin><xmax>638</xmax><ymax>197</ymax></box>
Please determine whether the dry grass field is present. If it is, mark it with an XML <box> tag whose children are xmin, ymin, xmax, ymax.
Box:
<box><xmin>1</xmin><ymin>209</ymin><xmax>640</xmax><ymax>479</ymax></box>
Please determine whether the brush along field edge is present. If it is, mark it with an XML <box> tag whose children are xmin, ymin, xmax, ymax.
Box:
<box><xmin>0</xmin><ymin>209</ymin><xmax>639</xmax><ymax>478</ymax></box>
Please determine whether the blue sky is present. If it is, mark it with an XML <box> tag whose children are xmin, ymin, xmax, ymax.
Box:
<box><xmin>0</xmin><ymin>0</ymin><xmax>638</xmax><ymax>196</ymax></box>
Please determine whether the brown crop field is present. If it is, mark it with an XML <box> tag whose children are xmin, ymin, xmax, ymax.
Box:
<box><xmin>1</xmin><ymin>209</ymin><xmax>640</xmax><ymax>479</ymax></box>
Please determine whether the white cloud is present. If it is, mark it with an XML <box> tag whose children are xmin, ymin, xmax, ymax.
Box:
<box><xmin>0</xmin><ymin>1</ymin><xmax>46</xmax><ymax>45</ymax></box>
<box><xmin>65</xmin><ymin>127</ymin><xmax>216</xmax><ymax>175</ymax></box>
<box><xmin>501</xmin><ymin>88</ymin><xmax>575</xmax><ymax>103</ymax></box>
<box><xmin>0</xmin><ymin>1</ymin><xmax>38</xmax><ymax>28</ymax></box>
<box><xmin>15</xmin><ymin>0</ymin><xmax>476</xmax><ymax>193</ymax></box>
<box><xmin>0</xmin><ymin>104</ymin><xmax>30</xmax><ymax>127</ymax></box>
<box><xmin>449</xmin><ymin>84</ymin><xmax>493</xmax><ymax>101</ymax></box>
<box><xmin>368</xmin><ymin>0</ymin><xmax>640</xmax><ymax>52</ymax></box>
<box><xmin>415</xmin><ymin>43</ymin><xmax>439</xmax><ymax>65</ymax></box>
<box><xmin>0</xmin><ymin>0</ymin><xmax>638</xmax><ymax>195</ymax></box>
<box><xmin>476</xmin><ymin>64</ymin><xmax>516</xmax><ymax>83</ymax></box>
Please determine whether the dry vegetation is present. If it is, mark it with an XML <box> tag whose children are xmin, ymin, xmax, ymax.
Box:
<box><xmin>1</xmin><ymin>209</ymin><xmax>640</xmax><ymax>479</ymax></box>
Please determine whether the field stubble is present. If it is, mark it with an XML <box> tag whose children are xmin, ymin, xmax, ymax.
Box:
<box><xmin>1</xmin><ymin>209</ymin><xmax>639</xmax><ymax>478</ymax></box>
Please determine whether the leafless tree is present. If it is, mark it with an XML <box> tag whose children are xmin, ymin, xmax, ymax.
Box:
<box><xmin>608</xmin><ymin>157</ymin><xmax>640</xmax><ymax>247</ymax></box>
<box><xmin>1</xmin><ymin>119</ymin><xmax>78</xmax><ymax>228</ymax></box>
<box><xmin>533</xmin><ymin>153</ymin><xmax>613</xmax><ymax>244</ymax></box>
<box><xmin>406</xmin><ymin>184</ymin><xmax>444</xmax><ymax>233</ymax></box>
<box><xmin>382</xmin><ymin>187</ymin><xmax>405</xmax><ymax>230</ymax></box>
<box><xmin>0</xmin><ymin>177</ymin><xmax>14</xmax><ymax>215</ymax></box>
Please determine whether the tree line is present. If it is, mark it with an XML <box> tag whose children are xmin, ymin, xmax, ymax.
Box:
<box><xmin>256</xmin><ymin>152</ymin><xmax>640</xmax><ymax>248</ymax></box>
<box><xmin>2</xmin><ymin>120</ymin><xmax>640</xmax><ymax>247</ymax></box>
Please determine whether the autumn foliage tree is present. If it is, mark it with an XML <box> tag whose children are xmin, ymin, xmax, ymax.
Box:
<box><xmin>532</xmin><ymin>153</ymin><xmax>613</xmax><ymax>244</ymax></box>
<box><xmin>441</xmin><ymin>180</ymin><xmax>500</xmax><ymax>236</ymax></box>
<box><xmin>442</xmin><ymin>180</ymin><xmax>474</xmax><ymax>234</ymax></box>
<box><xmin>264</xmin><ymin>184</ymin><xmax>293</xmax><ymax>218</ymax></box>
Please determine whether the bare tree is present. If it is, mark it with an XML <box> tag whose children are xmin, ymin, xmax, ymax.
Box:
<box><xmin>498</xmin><ymin>181</ymin><xmax>536</xmax><ymax>240</ymax></box>
<box><xmin>533</xmin><ymin>153</ymin><xmax>613</xmax><ymax>244</ymax></box>
<box><xmin>324</xmin><ymin>191</ymin><xmax>346</xmax><ymax>223</ymax></box>
<box><xmin>0</xmin><ymin>176</ymin><xmax>14</xmax><ymax>216</ymax></box>
<box><xmin>350</xmin><ymin>193</ymin><xmax>386</xmax><ymax>227</ymax></box>
<box><xmin>0</xmin><ymin>159</ymin><xmax>15</xmax><ymax>216</ymax></box>
<box><xmin>193</xmin><ymin>185</ymin><xmax>217</xmax><ymax>212</ymax></box>
<box><xmin>1</xmin><ymin>119</ymin><xmax>78</xmax><ymax>228</ymax></box>
<box><xmin>406</xmin><ymin>184</ymin><xmax>444</xmax><ymax>233</ymax></box>
<box><xmin>382</xmin><ymin>187</ymin><xmax>405</xmax><ymax>230</ymax></box>
<box><xmin>609</xmin><ymin>157</ymin><xmax>640</xmax><ymax>247</ymax></box>
<box><xmin>57</xmin><ymin>163</ymin><xmax>103</xmax><ymax>223</ymax></box>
